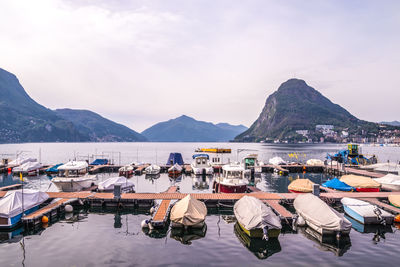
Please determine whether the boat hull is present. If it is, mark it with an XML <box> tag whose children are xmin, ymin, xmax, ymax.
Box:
<box><xmin>343</xmin><ymin>205</ymin><xmax>394</xmax><ymax>225</ymax></box>
<box><xmin>0</xmin><ymin>205</ymin><xmax>40</xmax><ymax>229</ymax></box>
<box><xmin>238</xmin><ymin>222</ymin><xmax>280</xmax><ymax>238</ymax></box>
<box><xmin>192</xmin><ymin>167</ymin><xmax>213</xmax><ymax>175</ymax></box>
<box><xmin>288</xmin><ymin>189</ymin><xmax>311</xmax><ymax>193</ymax></box>
<box><xmin>355</xmin><ymin>187</ymin><xmax>380</xmax><ymax>192</ymax></box>
<box><xmin>381</xmin><ymin>184</ymin><xmax>400</xmax><ymax>191</ymax></box>
<box><xmin>214</xmin><ymin>182</ymin><xmax>247</xmax><ymax>193</ymax></box>
<box><xmin>52</xmin><ymin>177</ymin><xmax>96</xmax><ymax>192</ymax></box>
<box><xmin>119</xmin><ymin>170</ymin><xmax>133</xmax><ymax>178</ymax></box>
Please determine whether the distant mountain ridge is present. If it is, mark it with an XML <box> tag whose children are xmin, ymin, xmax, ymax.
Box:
<box><xmin>142</xmin><ymin>115</ymin><xmax>247</xmax><ymax>142</ymax></box>
<box><xmin>235</xmin><ymin>78</ymin><xmax>381</xmax><ymax>142</ymax></box>
<box><xmin>380</xmin><ymin>121</ymin><xmax>400</xmax><ymax>127</ymax></box>
<box><xmin>55</xmin><ymin>109</ymin><xmax>147</xmax><ymax>142</ymax></box>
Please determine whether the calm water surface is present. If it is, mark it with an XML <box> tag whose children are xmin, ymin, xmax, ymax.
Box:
<box><xmin>0</xmin><ymin>143</ymin><xmax>399</xmax><ymax>266</ymax></box>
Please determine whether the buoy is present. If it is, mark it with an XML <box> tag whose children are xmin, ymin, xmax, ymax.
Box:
<box><xmin>395</xmin><ymin>214</ymin><xmax>400</xmax><ymax>223</ymax></box>
<box><xmin>141</xmin><ymin>219</ymin><xmax>149</xmax><ymax>228</ymax></box>
<box><xmin>65</xmin><ymin>204</ymin><xmax>73</xmax><ymax>213</ymax></box>
<box><xmin>42</xmin><ymin>216</ymin><xmax>49</xmax><ymax>224</ymax></box>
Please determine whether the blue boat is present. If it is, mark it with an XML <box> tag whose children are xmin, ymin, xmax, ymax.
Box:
<box><xmin>90</xmin><ymin>159</ymin><xmax>109</xmax><ymax>165</ymax></box>
<box><xmin>0</xmin><ymin>190</ymin><xmax>49</xmax><ymax>229</ymax></box>
<box><xmin>321</xmin><ymin>178</ymin><xmax>355</xmax><ymax>191</ymax></box>
<box><xmin>166</xmin><ymin>153</ymin><xmax>184</xmax><ymax>166</ymax></box>
<box><xmin>45</xmin><ymin>163</ymin><xmax>63</xmax><ymax>174</ymax></box>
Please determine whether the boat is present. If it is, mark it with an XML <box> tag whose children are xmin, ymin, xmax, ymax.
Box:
<box><xmin>168</xmin><ymin>163</ymin><xmax>183</xmax><ymax>177</ymax></box>
<box><xmin>242</xmin><ymin>154</ymin><xmax>262</xmax><ymax>174</ymax></box>
<box><xmin>166</xmin><ymin>153</ymin><xmax>184</xmax><ymax>166</ymax></box>
<box><xmin>374</xmin><ymin>174</ymin><xmax>400</xmax><ymax>191</ymax></box>
<box><xmin>97</xmin><ymin>176</ymin><xmax>135</xmax><ymax>193</ymax></box>
<box><xmin>321</xmin><ymin>178</ymin><xmax>355</xmax><ymax>192</ymax></box>
<box><xmin>341</xmin><ymin>197</ymin><xmax>393</xmax><ymax>225</ymax></box>
<box><xmin>213</xmin><ymin>162</ymin><xmax>248</xmax><ymax>193</ymax></box>
<box><xmin>8</xmin><ymin>157</ymin><xmax>36</xmax><ymax>166</ymax></box>
<box><xmin>170</xmin><ymin>194</ymin><xmax>207</xmax><ymax>228</ymax></box>
<box><xmin>0</xmin><ymin>189</ymin><xmax>49</xmax><ymax>229</ymax></box>
<box><xmin>288</xmin><ymin>178</ymin><xmax>315</xmax><ymax>193</ymax></box>
<box><xmin>12</xmin><ymin>161</ymin><xmax>43</xmax><ymax>176</ymax></box>
<box><xmin>195</xmin><ymin>148</ymin><xmax>231</xmax><ymax>153</ymax></box>
<box><xmin>298</xmin><ymin>226</ymin><xmax>351</xmax><ymax>257</ymax></box>
<box><xmin>234</xmin><ymin>222</ymin><xmax>281</xmax><ymax>260</ymax></box>
<box><xmin>45</xmin><ymin>163</ymin><xmax>63</xmax><ymax>175</ymax></box>
<box><xmin>344</xmin><ymin>214</ymin><xmax>393</xmax><ymax>234</ymax></box>
<box><xmin>294</xmin><ymin>193</ymin><xmax>352</xmax><ymax>236</ymax></box>
<box><xmin>118</xmin><ymin>165</ymin><xmax>134</xmax><ymax>178</ymax></box>
<box><xmin>306</xmin><ymin>159</ymin><xmax>324</xmax><ymax>166</ymax></box>
<box><xmin>90</xmin><ymin>159</ymin><xmax>109</xmax><ymax>165</ymax></box>
<box><xmin>388</xmin><ymin>195</ymin><xmax>400</xmax><ymax>208</ymax></box>
<box><xmin>340</xmin><ymin>175</ymin><xmax>380</xmax><ymax>192</ymax></box>
<box><xmin>234</xmin><ymin>196</ymin><xmax>282</xmax><ymax>239</ymax></box>
<box><xmin>191</xmin><ymin>154</ymin><xmax>213</xmax><ymax>175</ymax></box>
<box><xmin>268</xmin><ymin>157</ymin><xmax>286</xmax><ymax>165</ymax></box>
<box><xmin>52</xmin><ymin>161</ymin><xmax>97</xmax><ymax>192</ymax></box>
<box><xmin>145</xmin><ymin>164</ymin><xmax>161</xmax><ymax>175</ymax></box>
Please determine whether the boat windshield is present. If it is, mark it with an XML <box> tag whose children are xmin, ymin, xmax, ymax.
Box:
<box><xmin>58</xmin><ymin>169</ymin><xmax>86</xmax><ymax>177</ymax></box>
<box><xmin>224</xmin><ymin>170</ymin><xmax>243</xmax><ymax>178</ymax></box>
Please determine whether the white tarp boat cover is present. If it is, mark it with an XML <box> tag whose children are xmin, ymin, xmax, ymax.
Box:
<box><xmin>0</xmin><ymin>189</ymin><xmax>49</xmax><ymax>218</ymax></box>
<box><xmin>234</xmin><ymin>196</ymin><xmax>282</xmax><ymax>231</ymax></box>
<box><xmin>170</xmin><ymin>195</ymin><xmax>207</xmax><ymax>226</ymax></box>
<box><xmin>8</xmin><ymin>157</ymin><xmax>36</xmax><ymax>166</ymax></box>
<box><xmin>58</xmin><ymin>161</ymin><xmax>88</xmax><ymax>171</ymax></box>
<box><xmin>13</xmin><ymin>161</ymin><xmax>42</xmax><ymax>172</ymax></box>
<box><xmin>98</xmin><ymin>176</ymin><xmax>134</xmax><ymax>191</ymax></box>
<box><xmin>340</xmin><ymin>175</ymin><xmax>380</xmax><ymax>189</ymax></box>
<box><xmin>168</xmin><ymin>163</ymin><xmax>182</xmax><ymax>172</ymax></box>
<box><xmin>341</xmin><ymin>197</ymin><xmax>393</xmax><ymax>218</ymax></box>
<box><xmin>374</xmin><ymin>174</ymin><xmax>400</xmax><ymax>185</ymax></box>
<box><xmin>119</xmin><ymin>165</ymin><xmax>133</xmax><ymax>172</ymax></box>
<box><xmin>294</xmin><ymin>194</ymin><xmax>352</xmax><ymax>234</ymax></box>
<box><xmin>288</xmin><ymin>179</ymin><xmax>315</xmax><ymax>193</ymax></box>
<box><xmin>306</xmin><ymin>159</ymin><xmax>324</xmax><ymax>166</ymax></box>
<box><xmin>269</xmin><ymin>157</ymin><xmax>286</xmax><ymax>165</ymax></box>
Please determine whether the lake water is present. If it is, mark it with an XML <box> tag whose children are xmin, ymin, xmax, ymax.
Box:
<box><xmin>0</xmin><ymin>142</ymin><xmax>399</xmax><ymax>266</ymax></box>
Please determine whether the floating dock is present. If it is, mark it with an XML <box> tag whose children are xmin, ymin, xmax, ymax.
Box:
<box><xmin>150</xmin><ymin>186</ymin><xmax>179</xmax><ymax>228</ymax></box>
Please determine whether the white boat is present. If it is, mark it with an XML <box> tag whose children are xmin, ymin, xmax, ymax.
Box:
<box><xmin>52</xmin><ymin>161</ymin><xmax>97</xmax><ymax>192</ymax></box>
<box><xmin>168</xmin><ymin>163</ymin><xmax>183</xmax><ymax>176</ymax></box>
<box><xmin>118</xmin><ymin>165</ymin><xmax>134</xmax><ymax>178</ymax></box>
<box><xmin>8</xmin><ymin>157</ymin><xmax>36</xmax><ymax>166</ymax></box>
<box><xmin>214</xmin><ymin>162</ymin><xmax>248</xmax><ymax>193</ymax></box>
<box><xmin>170</xmin><ymin>194</ymin><xmax>207</xmax><ymax>228</ymax></box>
<box><xmin>12</xmin><ymin>161</ymin><xmax>43</xmax><ymax>176</ymax></box>
<box><xmin>98</xmin><ymin>176</ymin><xmax>135</xmax><ymax>193</ymax></box>
<box><xmin>294</xmin><ymin>193</ymin><xmax>352</xmax><ymax>236</ymax></box>
<box><xmin>341</xmin><ymin>197</ymin><xmax>394</xmax><ymax>225</ymax></box>
<box><xmin>0</xmin><ymin>190</ymin><xmax>49</xmax><ymax>229</ymax></box>
<box><xmin>306</xmin><ymin>159</ymin><xmax>324</xmax><ymax>166</ymax></box>
<box><xmin>234</xmin><ymin>196</ymin><xmax>282</xmax><ymax>239</ymax></box>
<box><xmin>374</xmin><ymin>174</ymin><xmax>400</xmax><ymax>191</ymax></box>
<box><xmin>269</xmin><ymin>157</ymin><xmax>286</xmax><ymax>165</ymax></box>
<box><xmin>145</xmin><ymin>164</ymin><xmax>161</xmax><ymax>175</ymax></box>
<box><xmin>191</xmin><ymin>154</ymin><xmax>213</xmax><ymax>175</ymax></box>
<box><xmin>242</xmin><ymin>154</ymin><xmax>262</xmax><ymax>174</ymax></box>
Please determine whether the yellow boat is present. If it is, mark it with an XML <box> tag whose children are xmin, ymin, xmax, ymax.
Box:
<box><xmin>238</xmin><ymin>221</ymin><xmax>281</xmax><ymax>238</ymax></box>
<box><xmin>196</xmin><ymin>148</ymin><xmax>231</xmax><ymax>153</ymax></box>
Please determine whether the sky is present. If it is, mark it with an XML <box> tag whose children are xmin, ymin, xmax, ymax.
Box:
<box><xmin>0</xmin><ymin>0</ymin><xmax>399</xmax><ymax>132</ymax></box>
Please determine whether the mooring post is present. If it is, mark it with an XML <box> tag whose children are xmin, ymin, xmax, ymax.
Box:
<box><xmin>312</xmin><ymin>184</ymin><xmax>320</xmax><ymax>196</ymax></box>
<box><xmin>114</xmin><ymin>184</ymin><xmax>121</xmax><ymax>199</ymax></box>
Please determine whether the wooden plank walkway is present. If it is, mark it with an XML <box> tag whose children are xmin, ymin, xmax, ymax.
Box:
<box><xmin>345</xmin><ymin>167</ymin><xmax>385</xmax><ymax>178</ymax></box>
<box><xmin>0</xmin><ymin>184</ymin><xmax>22</xmax><ymax>191</ymax></box>
<box><xmin>264</xmin><ymin>199</ymin><xmax>293</xmax><ymax>221</ymax></box>
<box><xmin>357</xmin><ymin>197</ymin><xmax>400</xmax><ymax>215</ymax></box>
<box><xmin>151</xmin><ymin>186</ymin><xmax>179</xmax><ymax>228</ymax></box>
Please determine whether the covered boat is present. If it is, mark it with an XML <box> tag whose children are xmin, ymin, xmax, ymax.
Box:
<box><xmin>322</xmin><ymin>178</ymin><xmax>355</xmax><ymax>192</ymax></box>
<box><xmin>45</xmin><ymin>163</ymin><xmax>63</xmax><ymax>175</ymax></box>
<box><xmin>388</xmin><ymin>195</ymin><xmax>400</xmax><ymax>208</ymax></box>
<box><xmin>269</xmin><ymin>157</ymin><xmax>286</xmax><ymax>165</ymax></box>
<box><xmin>0</xmin><ymin>190</ymin><xmax>49</xmax><ymax>229</ymax></box>
<box><xmin>340</xmin><ymin>175</ymin><xmax>380</xmax><ymax>192</ymax></box>
<box><xmin>306</xmin><ymin>159</ymin><xmax>324</xmax><ymax>166</ymax></box>
<box><xmin>12</xmin><ymin>161</ymin><xmax>43</xmax><ymax>176</ymax></box>
<box><xmin>293</xmin><ymin>193</ymin><xmax>352</xmax><ymax>236</ymax></box>
<box><xmin>8</xmin><ymin>157</ymin><xmax>36</xmax><ymax>166</ymax></box>
<box><xmin>90</xmin><ymin>159</ymin><xmax>109</xmax><ymax>165</ymax></box>
<box><xmin>288</xmin><ymin>179</ymin><xmax>315</xmax><ymax>193</ymax></box>
<box><xmin>168</xmin><ymin>163</ymin><xmax>183</xmax><ymax>176</ymax></box>
<box><xmin>341</xmin><ymin>197</ymin><xmax>393</xmax><ymax>225</ymax></box>
<box><xmin>98</xmin><ymin>176</ymin><xmax>135</xmax><ymax>193</ymax></box>
<box><xmin>166</xmin><ymin>153</ymin><xmax>184</xmax><ymax>166</ymax></box>
<box><xmin>52</xmin><ymin>161</ymin><xmax>97</xmax><ymax>192</ymax></box>
<box><xmin>214</xmin><ymin>162</ymin><xmax>248</xmax><ymax>193</ymax></box>
<box><xmin>191</xmin><ymin>154</ymin><xmax>213</xmax><ymax>175</ymax></box>
<box><xmin>234</xmin><ymin>196</ymin><xmax>282</xmax><ymax>239</ymax></box>
<box><xmin>145</xmin><ymin>164</ymin><xmax>161</xmax><ymax>175</ymax></box>
<box><xmin>374</xmin><ymin>174</ymin><xmax>400</xmax><ymax>191</ymax></box>
<box><xmin>119</xmin><ymin>165</ymin><xmax>134</xmax><ymax>178</ymax></box>
<box><xmin>170</xmin><ymin>194</ymin><xmax>207</xmax><ymax>228</ymax></box>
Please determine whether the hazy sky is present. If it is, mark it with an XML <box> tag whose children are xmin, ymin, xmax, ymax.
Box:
<box><xmin>1</xmin><ymin>0</ymin><xmax>399</xmax><ymax>132</ymax></box>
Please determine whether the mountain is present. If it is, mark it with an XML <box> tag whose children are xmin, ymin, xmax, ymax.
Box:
<box><xmin>380</xmin><ymin>121</ymin><xmax>400</xmax><ymax>127</ymax></box>
<box><xmin>235</xmin><ymin>78</ymin><xmax>379</xmax><ymax>142</ymax></box>
<box><xmin>55</xmin><ymin>109</ymin><xmax>147</xmax><ymax>142</ymax></box>
<box><xmin>141</xmin><ymin>115</ymin><xmax>247</xmax><ymax>142</ymax></box>
<box><xmin>0</xmin><ymin>68</ymin><xmax>88</xmax><ymax>143</ymax></box>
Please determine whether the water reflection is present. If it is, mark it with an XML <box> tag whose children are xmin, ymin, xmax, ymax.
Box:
<box><xmin>192</xmin><ymin>175</ymin><xmax>212</xmax><ymax>190</ymax></box>
<box><xmin>142</xmin><ymin>225</ymin><xmax>170</xmax><ymax>239</ymax></box>
<box><xmin>0</xmin><ymin>227</ymin><xmax>23</xmax><ymax>244</ymax></box>
<box><xmin>345</xmin><ymin>215</ymin><xmax>393</xmax><ymax>244</ymax></box>
<box><xmin>170</xmin><ymin>224</ymin><xmax>207</xmax><ymax>245</ymax></box>
<box><xmin>145</xmin><ymin>174</ymin><xmax>160</xmax><ymax>183</ymax></box>
<box><xmin>233</xmin><ymin>223</ymin><xmax>281</xmax><ymax>260</ymax></box>
<box><xmin>299</xmin><ymin>226</ymin><xmax>351</xmax><ymax>257</ymax></box>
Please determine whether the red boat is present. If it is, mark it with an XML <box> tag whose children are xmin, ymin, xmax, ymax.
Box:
<box><xmin>168</xmin><ymin>163</ymin><xmax>182</xmax><ymax>177</ymax></box>
<box><xmin>213</xmin><ymin>163</ymin><xmax>248</xmax><ymax>193</ymax></box>
<box><xmin>355</xmin><ymin>187</ymin><xmax>380</xmax><ymax>192</ymax></box>
<box><xmin>119</xmin><ymin>165</ymin><xmax>134</xmax><ymax>178</ymax></box>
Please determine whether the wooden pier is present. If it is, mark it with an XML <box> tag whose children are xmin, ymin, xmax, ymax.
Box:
<box><xmin>0</xmin><ymin>184</ymin><xmax>22</xmax><ymax>191</ymax></box>
<box><xmin>150</xmin><ymin>186</ymin><xmax>179</xmax><ymax>228</ymax></box>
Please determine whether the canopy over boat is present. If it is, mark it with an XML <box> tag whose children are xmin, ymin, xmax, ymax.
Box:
<box><xmin>119</xmin><ymin>165</ymin><xmax>134</xmax><ymax>172</ymax></box>
<box><xmin>192</xmin><ymin>154</ymin><xmax>209</xmax><ymax>159</ymax></box>
<box><xmin>166</xmin><ymin>153</ymin><xmax>184</xmax><ymax>166</ymax></box>
<box><xmin>288</xmin><ymin>179</ymin><xmax>315</xmax><ymax>193</ymax></box>
<box><xmin>234</xmin><ymin>196</ymin><xmax>282</xmax><ymax>231</ymax></box>
<box><xmin>90</xmin><ymin>159</ymin><xmax>108</xmax><ymax>165</ymax></box>
<box><xmin>46</xmin><ymin>164</ymin><xmax>63</xmax><ymax>173</ymax></box>
<box><xmin>98</xmin><ymin>176</ymin><xmax>134</xmax><ymax>191</ymax></box>
<box><xmin>8</xmin><ymin>157</ymin><xmax>36</xmax><ymax>166</ymax></box>
<box><xmin>388</xmin><ymin>195</ymin><xmax>400</xmax><ymax>208</ymax></box>
<box><xmin>341</xmin><ymin>197</ymin><xmax>393</xmax><ymax>222</ymax></box>
<box><xmin>306</xmin><ymin>159</ymin><xmax>324</xmax><ymax>166</ymax></box>
<box><xmin>170</xmin><ymin>194</ymin><xmax>207</xmax><ymax>226</ymax></box>
<box><xmin>294</xmin><ymin>194</ymin><xmax>352</xmax><ymax>234</ymax></box>
<box><xmin>0</xmin><ymin>190</ymin><xmax>49</xmax><ymax>218</ymax></box>
<box><xmin>340</xmin><ymin>175</ymin><xmax>380</xmax><ymax>189</ymax></box>
<box><xmin>12</xmin><ymin>161</ymin><xmax>42</xmax><ymax>172</ymax></box>
<box><xmin>322</xmin><ymin>178</ymin><xmax>355</xmax><ymax>192</ymax></box>
<box><xmin>58</xmin><ymin>161</ymin><xmax>88</xmax><ymax>171</ymax></box>
<box><xmin>269</xmin><ymin>157</ymin><xmax>286</xmax><ymax>165</ymax></box>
